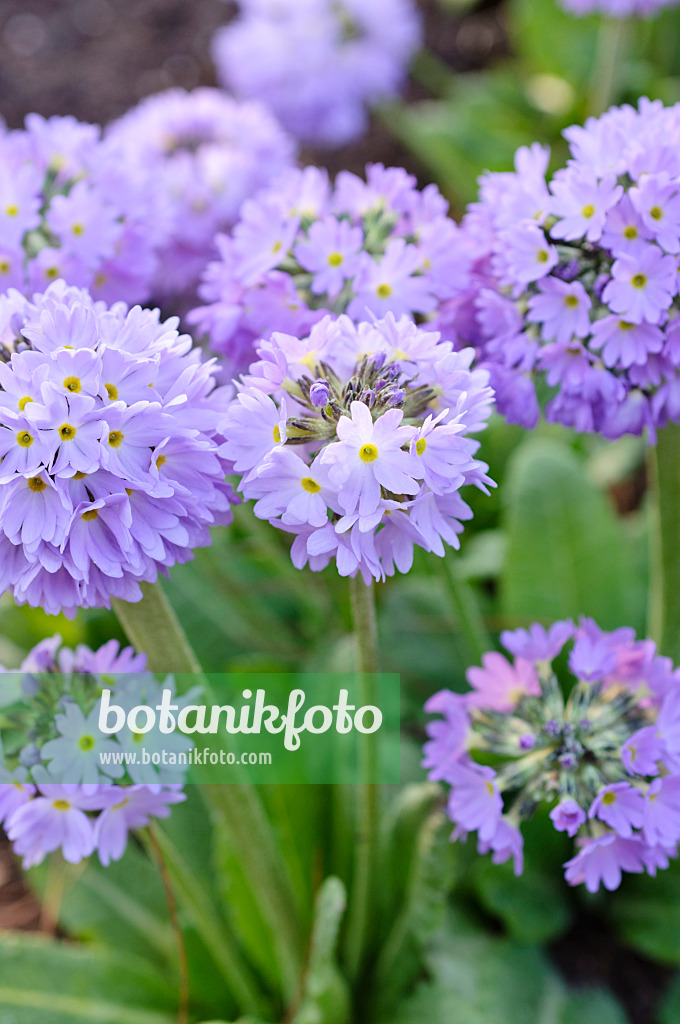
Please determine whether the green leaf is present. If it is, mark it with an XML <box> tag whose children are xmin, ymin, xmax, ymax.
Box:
<box><xmin>508</xmin><ymin>0</ymin><xmax>601</xmax><ymax>89</ymax></box>
<box><xmin>390</xmin><ymin>925</ymin><xmax>626</xmax><ymax>1024</ymax></box>
<box><xmin>609</xmin><ymin>859</ymin><xmax>680</xmax><ymax>965</ymax></box>
<box><xmin>291</xmin><ymin>877</ymin><xmax>350</xmax><ymax>1024</ymax></box>
<box><xmin>472</xmin><ymin>856</ymin><xmax>572</xmax><ymax>945</ymax></box>
<box><xmin>0</xmin><ymin>933</ymin><xmax>174</xmax><ymax>1024</ymax></box>
<box><xmin>501</xmin><ymin>438</ymin><xmax>644</xmax><ymax>632</ymax></box>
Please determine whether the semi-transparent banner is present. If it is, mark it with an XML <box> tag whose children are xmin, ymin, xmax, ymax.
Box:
<box><xmin>0</xmin><ymin>671</ymin><xmax>401</xmax><ymax>785</ymax></box>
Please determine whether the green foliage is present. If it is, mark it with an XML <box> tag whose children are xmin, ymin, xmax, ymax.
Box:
<box><xmin>608</xmin><ymin>859</ymin><xmax>680</xmax><ymax>965</ymax></box>
<box><xmin>0</xmin><ymin>933</ymin><xmax>174</xmax><ymax>1024</ymax></box>
<box><xmin>501</xmin><ymin>436</ymin><xmax>646</xmax><ymax>632</ymax></box>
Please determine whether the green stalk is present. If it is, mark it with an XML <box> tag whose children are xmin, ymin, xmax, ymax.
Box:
<box><xmin>648</xmin><ymin>422</ymin><xmax>680</xmax><ymax>663</ymax></box>
<box><xmin>112</xmin><ymin>580</ymin><xmax>201</xmax><ymax>674</ymax></box>
<box><xmin>142</xmin><ymin>826</ymin><xmax>272</xmax><ymax>1020</ymax></box>
<box><xmin>587</xmin><ymin>17</ymin><xmax>628</xmax><ymax>117</ymax></box>
<box><xmin>439</xmin><ymin>557</ymin><xmax>490</xmax><ymax>667</ymax></box>
<box><xmin>113</xmin><ymin>580</ymin><xmax>304</xmax><ymax>1004</ymax></box>
<box><xmin>343</xmin><ymin>577</ymin><xmax>380</xmax><ymax>981</ymax></box>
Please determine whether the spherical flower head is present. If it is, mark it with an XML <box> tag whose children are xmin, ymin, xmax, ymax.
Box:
<box><xmin>189</xmin><ymin>163</ymin><xmax>472</xmax><ymax>379</ymax></box>
<box><xmin>0</xmin><ymin>280</ymin><xmax>236</xmax><ymax>616</ymax></box>
<box><xmin>210</xmin><ymin>0</ymin><xmax>422</xmax><ymax>147</ymax></box>
<box><xmin>424</xmin><ymin>616</ymin><xmax>680</xmax><ymax>891</ymax></box>
<box><xmin>106</xmin><ymin>88</ymin><xmax>296</xmax><ymax>300</ymax></box>
<box><xmin>0</xmin><ymin>113</ymin><xmax>166</xmax><ymax>306</ymax></box>
<box><xmin>219</xmin><ymin>312</ymin><xmax>495</xmax><ymax>582</ymax></box>
<box><xmin>0</xmin><ymin>635</ymin><xmax>186</xmax><ymax>868</ymax></box>
<box><xmin>459</xmin><ymin>99</ymin><xmax>680</xmax><ymax>440</ymax></box>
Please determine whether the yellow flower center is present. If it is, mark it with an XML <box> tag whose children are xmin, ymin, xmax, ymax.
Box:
<box><xmin>105</xmin><ymin>383</ymin><xmax>118</xmax><ymax>400</ymax></box>
<box><xmin>5</xmin><ymin>204</ymin><xmax>18</xmax><ymax>217</ymax></box>
<box><xmin>59</xmin><ymin>423</ymin><xmax>76</xmax><ymax>441</ymax></box>
<box><xmin>17</xmin><ymin>430</ymin><xmax>33</xmax><ymax>448</ymax></box>
<box><xmin>359</xmin><ymin>443</ymin><xmax>378</xmax><ymax>463</ymax></box>
<box><xmin>564</xmin><ymin>294</ymin><xmax>579</xmax><ymax>308</ymax></box>
<box><xmin>485</xmin><ymin>781</ymin><xmax>495</xmax><ymax>796</ymax></box>
<box><xmin>415</xmin><ymin>437</ymin><xmax>427</xmax><ymax>455</ymax></box>
<box><xmin>81</xmin><ymin>509</ymin><xmax>99</xmax><ymax>521</ymax></box>
<box><xmin>27</xmin><ymin>476</ymin><xmax>46</xmax><ymax>492</ymax></box>
<box><xmin>623</xmin><ymin>225</ymin><xmax>638</xmax><ymax>240</ymax></box>
<box><xmin>328</xmin><ymin>252</ymin><xmax>343</xmax><ymax>267</ymax></box>
<box><xmin>78</xmin><ymin>735</ymin><xmax>95</xmax><ymax>751</ymax></box>
<box><xmin>631</xmin><ymin>274</ymin><xmax>647</xmax><ymax>289</ymax></box>
<box><xmin>272</xmin><ymin>424</ymin><xmax>281</xmax><ymax>443</ymax></box>
<box><xmin>650</xmin><ymin>206</ymin><xmax>663</xmax><ymax>221</ymax></box>
<box><xmin>156</xmin><ymin>454</ymin><xmax>166</xmax><ymax>468</ymax></box>
<box><xmin>18</xmin><ymin>396</ymin><xmax>33</xmax><ymax>411</ymax></box>
<box><xmin>581</xmin><ymin>204</ymin><xmax>595</xmax><ymax>218</ymax></box>
<box><xmin>53</xmin><ymin>799</ymin><xmax>71</xmax><ymax>811</ymax></box>
<box><xmin>618</xmin><ymin>321</ymin><xmax>634</xmax><ymax>331</ymax></box>
<box><xmin>536</xmin><ymin>249</ymin><xmax>549</xmax><ymax>263</ymax></box>
<box><xmin>73</xmin><ymin>471</ymin><xmax>87</xmax><ymax>480</ymax></box>
<box><xmin>108</xmin><ymin>430</ymin><xmax>124</xmax><ymax>448</ymax></box>
<box><xmin>63</xmin><ymin>376</ymin><xmax>81</xmax><ymax>393</ymax></box>
<box><xmin>71</xmin><ymin>222</ymin><xmax>85</xmax><ymax>236</ymax></box>
<box><xmin>301</xmin><ymin>476</ymin><xmax>321</xmax><ymax>493</ymax></box>
<box><xmin>602</xmin><ymin>791</ymin><xmax>617</xmax><ymax>805</ymax></box>
<box><xmin>376</xmin><ymin>283</ymin><xmax>392</xmax><ymax>299</ymax></box>
<box><xmin>45</xmin><ymin>266</ymin><xmax>59</xmax><ymax>280</ymax></box>
<box><xmin>0</xmin><ymin>260</ymin><xmax>9</xmax><ymax>273</ymax></box>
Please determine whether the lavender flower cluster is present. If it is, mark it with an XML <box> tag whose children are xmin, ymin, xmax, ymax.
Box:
<box><xmin>424</xmin><ymin>619</ymin><xmax>680</xmax><ymax>892</ymax></box>
<box><xmin>211</xmin><ymin>0</ymin><xmax>422</xmax><ymax>147</ymax></box>
<box><xmin>190</xmin><ymin>164</ymin><xmax>472</xmax><ymax>377</ymax></box>
<box><xmin>0</xmin><ymin>281</ymin><xmax>235</xmax><ymax>617</ymax></box>
<box><xmin>0</xmin><ymin>113</ymin><xmax>165</xmax><ymax>307</ymax></box>
<box><xmin>461</xmin><ymin>99</ymin><xmax>680</xmax><ymax>439</ymax></box>
<box><xmin>0</xmin><ymin>637</ymin><xmax>187</xmax><ymax>869</ymax></box>
<box><xmin>220</xmin><ymin>313</ymin><xmax>494</xmax><ymax>581</ymax></box>
<box><xmin>107</xmin><ymin>88</ymin><xmax>296</xmax><ymax>300</ymax></box>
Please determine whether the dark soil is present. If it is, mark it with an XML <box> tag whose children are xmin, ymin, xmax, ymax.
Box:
<box><xmin>0</xmin><ymin>3</ymin><xmax>667</xmax><ymax>1023</ymax></box>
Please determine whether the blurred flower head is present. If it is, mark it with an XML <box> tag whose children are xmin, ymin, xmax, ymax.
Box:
<box><xmin>424</xmin><ymin>617</ymin><xmax>680</xmax><ymax>892</ymax></box>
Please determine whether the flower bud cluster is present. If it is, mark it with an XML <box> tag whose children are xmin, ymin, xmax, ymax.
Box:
<box><xmin>0</xmin><ymin>636</ymin><xmax>187</xmax><ymax>869</ymax></box>
<box><xmin>219</xmin><ymin>313</ymin><xmax>494</xmax><ymax>582</ymax></box>
<box><xmin>0</xmin><ymin>281</ymin><xmax>235</xmax><ymax>616</ymax></box>
<box><xmin>460</xmin><ymin>100</ymin><xmax>680</xmax><ymax>439</ymax></box>
<box><xmin>424</xmin><ymin>618</ymin><xmax>680</xmax><ymax>892</ymax></box>
<box><xmin>189</xmin><ymin>163</ymin><xmax>472</xmax><ymax>377</ymax></box>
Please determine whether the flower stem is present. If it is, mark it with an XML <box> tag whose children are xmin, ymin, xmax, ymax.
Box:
<box><xmin>648</xmin><ymin>422</ymin><xmax>680</xmax><ymax>664</ymax></box>
<box><xmin>588</xmin><ymin>17</ymin><xmax>627</xmax><ymax>117</ymax></box>
<box><xmin>344</xmin><ymin>576</ymin><xmax>380</xmax><ymax>982</ymax></box>
<box><xmin>440</xmin><ymin>556</ymin><xmax>490</xmax><ymax>668</ymax></box>
<box><xmin>112</xmin><ymin>580</ymin><xmax>201</xmax><ymax>674</ymax></box>
<box><xmin>146</xmin><ymin>826</ymin><xmax>190</xmax><ymax>1024</ymax></box>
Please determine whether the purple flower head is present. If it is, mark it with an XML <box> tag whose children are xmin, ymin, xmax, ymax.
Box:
<box><xmin>0</xmin><ymin>113</ymin><xmax>167</xmax><ymax>306</ymax></box>
<box><xmin>106</xmin><ymin>88</ymin><xmax>296</xmax><ymax>300</ymax></box>
<box><xmin>219</xmin><ymin>313</ymin><xmax>494</xmax><ymax>582</ymax></box>
<box><xmin>458</xmin><ymin>99</ymin><xmax>680</xmax><ymax>440</ymax></box>
<box><xmin>0</xmin><ymin>281</ymin><xmax>236</xmax><ymax>616</ymax></box>
<box><xmin>0</xmin><ymin>636</ymin><xmax>187</xmax><ymax>868</ymax></box>
<box><xmin>425</xmin><ymin>618</ymin><xmax>680</xmax><ymax>891</ymax></box>
<box><xmin>189</xmin><ymin>163</ymin><xmax>473</xmax><ymax>379</ymax></box>
<box><xmin>211</xmin><ymin>0</ymin><xmax>422</xmax><ymax>148</ymax></box>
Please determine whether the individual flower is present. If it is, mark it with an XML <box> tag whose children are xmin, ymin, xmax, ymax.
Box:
<box><xmin>0</xmin><ymin>636</ymin><xmax>188</xmax><ymax>869</ymax></box>
<box><xmin>0</xmin><ymin>112</ymin><xmax>166</xmax><ymax>306</ymax></box>
<box><xmin>219</xmin><ymin>313</ymin><xmax>494</xmax><ymax>582</ymax></box>
<box><xmin>189</xmin><ymin>163</ymin><xmax>472</xmax><ymax>378</ymax></box>
<box><xmin>106</xmin><ymin>88</ymin><xmax>295</xmax><ymax>300</ymax></box>
<box><xmin>0</xmin><ymin>280</ymin><xmax>235</xmax><ymax>616</ymax></box>
<box><xmin>457</xmin><ymin>99</ymin><xmax>680</xmax><ymax>439</ymax></box>
<box><xmin>210</xmin><ymin>0</ymin><xmax>422</xmax><ymax>148</ymax></box>
<box><xmin>423</xmin><ymin>617</ymin><xmax>680</xmax><ymax>892</ymax></box>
